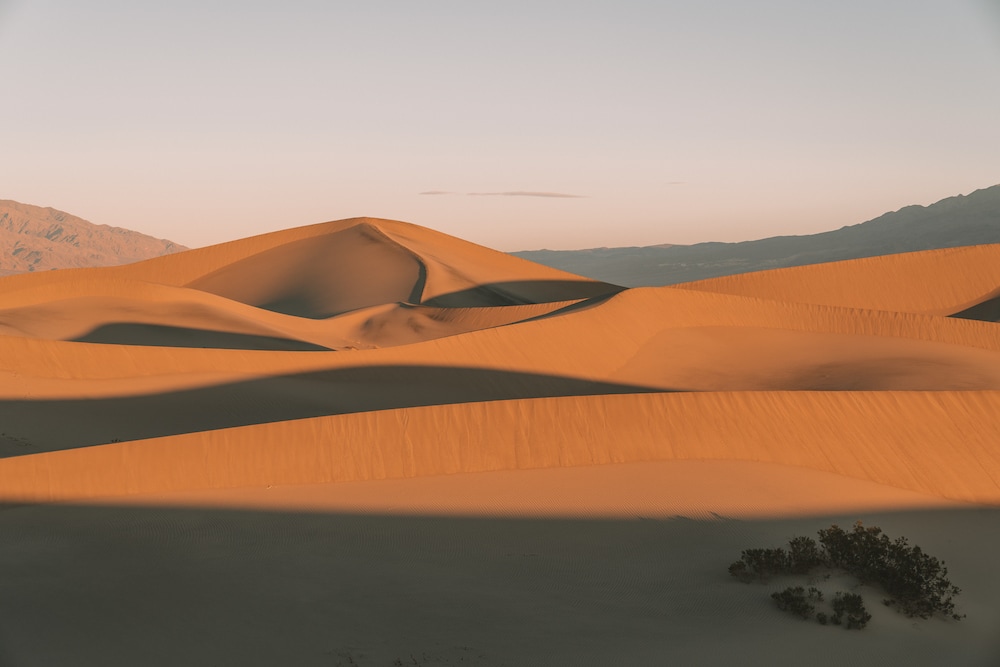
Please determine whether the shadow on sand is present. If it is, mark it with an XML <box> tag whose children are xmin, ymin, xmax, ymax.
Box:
<box><xmin>421</xmin><ymin>280</ymin><xmax>625</xmax><ymax>309</ymax></box>
<box><xmin>0</xmin><ymin>366</ymin><xmax>665</xmax><ymax>455</ymax></box>
<box><xmin>950</xmin><ymin>291</ymin><xmax>1000</xmax><ymax>323</ymax></box>
<box><xmin>73</xmin><ymin>323</ymin><xmax>333</xmax><ymax>351</ymax></box>
<box><xmin>0</xmin><ymin>502</ymin><xmax>995</xmax><ymax>666</ymax></box>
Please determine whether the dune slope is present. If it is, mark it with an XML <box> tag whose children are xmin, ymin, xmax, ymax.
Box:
<box><xmin>0</xmin><ymin>221</ymin><xmax>996</xmax><ymax>509</ymax></box>
<box><xmin>0</xmin><ymin>218</ymin><xmax>998</xmax><ymax>667</ymax></box>
<box><xmin>678</xmin><ymin>243</ymin><xmax>1000</xmax><ymax>317</ymax></box>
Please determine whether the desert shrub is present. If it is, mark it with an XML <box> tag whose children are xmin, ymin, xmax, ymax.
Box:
<box><xmin>832</xmin><ymin>592</ymin><xmax>871</xmax><ymax>630</ymax></box>
<box><xmin>728</xmin><ymin>547</ymin><xmax>789</xmax><ymax>582</ymax></box>
<box><xmin>816</xmin><ymin>612</ymin><xmax>828</xmax><ymax>625</ymax></box>
<box><xmin>771</xmin><ymin>586</ymin><xmax>814</xmax><ymax>619</ymax></box>
<box><xmin>879</xmin><ymin>536</ymin><xmax>962</xmax><ymax>620</ymax></box>
<box><xmin>815</xmin><ymin>523</ymin><xmax>852</xmax><ymax>569</ymax></box>
<box><xmin>817</xmin><ymin>521</ymin><xmax>961</xmax><ymax>620</ymax></box>
<box><xmin>729</xmin><ymin>536</ymin><xmax>822</xmax><ymax>581</ymax></box>
<box><xmin>817</xmin><ymin>522</ymin><xmax>888</xmax><ymax>581</ymax></box>
<box><xmin>728</xmin><ymin>521</ymin><xmax>964</xmax><ymax>630</ymax></box>
<box><xmin>728</xmin><ymin>560</ymin><xmax>751</xmax><ymax>581</ymax></box>
<box><xmin>788</xmin><ymin>536</ymin><xmax>823</xmax><ymax>574</ymax></box>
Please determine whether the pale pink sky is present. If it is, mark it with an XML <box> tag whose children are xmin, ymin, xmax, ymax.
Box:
<box><xmin>1</xmin><ymin>1</ymin><xmax>998</xmax><ymax>251</ymax></box>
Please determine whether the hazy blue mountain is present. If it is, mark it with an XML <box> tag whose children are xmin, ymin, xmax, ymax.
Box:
<box><xmin>513</xmin><ymin>185</ymin><xmax>1000</xmax><ymax>286</ymax></box>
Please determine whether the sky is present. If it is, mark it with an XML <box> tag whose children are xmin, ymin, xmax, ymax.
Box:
<box><xmin>1</xmin><ymin>1</ymin><xmax>998</xmax><ymax>252</ymax></box>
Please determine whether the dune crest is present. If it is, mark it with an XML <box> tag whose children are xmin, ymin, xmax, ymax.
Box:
<box><xmin>2</xmin><ymin>214</ymin><xmax>998</xmax><ymax>666</ymax></box>
<box><xmin>0</xmin><ymin>217</ymin><xmax>997</xmax><ymax>516</ymax></box>
<box><xmin>678</xmin><ymin>243</ymin><xmax>1000</xmax><ymax>316</ymax></box>
<box><xmin>1</xmin><ymin>390</ymin><xmax>998</xmax><ymax>504</ymax></box>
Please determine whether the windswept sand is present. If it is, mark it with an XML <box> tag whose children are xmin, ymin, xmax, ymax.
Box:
<box><xmin>0</xmin><ymin>218</ymin><xmax>997</xmax><ymax>665</ymax></box>
<box><xmin>679</xmin><ymin>243</ymin><xmax>1000</xmax><ymax>317</ymax></box>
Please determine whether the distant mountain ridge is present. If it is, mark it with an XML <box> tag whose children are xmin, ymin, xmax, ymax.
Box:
<box><xmin>513</xmin><ymin>184</ymin><xmax>1000</xmax><ymax>286</ymax></box>
<box><xmin>0</xmin><ymin>200</ymin><xmax>187</xmax><ymax>276</ymax></box>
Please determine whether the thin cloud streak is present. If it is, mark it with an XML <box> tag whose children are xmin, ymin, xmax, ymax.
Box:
<box><xmin>469</xmin><ymin>191</ymin><xmax>585</xmax><ymax>198</ymax></box>
<box><xmin>420</xmin><ymin>191</ymin><xmax>586</xmax><ymax>198</ymax></box>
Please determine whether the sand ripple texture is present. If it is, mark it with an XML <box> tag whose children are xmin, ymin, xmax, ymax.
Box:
<box><xmin>2</xmin><ymin>218</ymin><xmax>1000</xmax><ymax>667</ymax></box>
<box><xmin>0</xmin><ymin>218</ymin><xmax>997</xmax><ymax>507</ymax></box>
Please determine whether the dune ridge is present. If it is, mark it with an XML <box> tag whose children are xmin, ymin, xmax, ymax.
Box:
<box><xmin>678</xmin><ymin>243</ymin><xmax>1000</xmax><ymax>317</ymax></box>
<box><xmin>0</xmin><ymin>218</ymin><xmax>997</xmax><ymax>512</ymax></box>
<box><xmin>2</xmin><ymin>286</ymin><xmax>999</xmax><ymax>388</ymax></box>
<box><xmin>1</xmin><ymin>216</ymin><xmax>999</xmax><ymax>666</ymax></box>
<box><xmin>0</xmin><ymin>276</ymin><xmax>578</xmax><ymax>351</ymax></box>
<box><xmin>0</xmin><ymin>217</ymin><xmax>618</xmax><ymax>304</ymax></box>
<box><xmin>1</xmin><ymin>390</ymin><xmax>998</xmax><ymax>504</ymax></box>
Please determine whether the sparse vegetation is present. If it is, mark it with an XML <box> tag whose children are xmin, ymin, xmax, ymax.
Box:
<box><xmin>831</xmin><ymin>592</ymin><xmax>871</xmax><ymax>630</ymax></box>
<box><xmin>788</xmin><ymin>536</ymin><xmax>823</xmax><ymax>574</ymax></box>
<box><xmin>771</xmin><ymin>586</ymin><xmax>814</xmax><ymax>619</ymax></box>
<box><xmin>817</xmin><ymin>523</ymin><xmax>962</xmax><ymax>620</ymax></box>
<box><xmin>728</xmin><ymin>547</ymin><xmax>789</xmax><ymax>582</ymax></box>
<box><xmin>729</xmin><ymin>521</ymin><xmax>964</xmax><ymax>629</ymax></box>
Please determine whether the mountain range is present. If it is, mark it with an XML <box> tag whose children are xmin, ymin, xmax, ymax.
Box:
<box><xmin>514</xmin><ymin>184</ymin><xmax>1000</xmax><ymax>286</ymax></box>
<box><xmin>0</xmin><ymin>199</ymin><xmax>186</xmax><ymax>276</ymax></box>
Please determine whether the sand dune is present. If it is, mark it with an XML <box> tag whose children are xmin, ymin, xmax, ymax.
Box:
<box><xmin>2</xmin><ymin>389</ymin><xmax>999</xmax><ymax>503</ymax></box>
<box><xmin>3</xmin><ymin>285</ymin><xmax>999</xmax><ymax>391</ymax></box>
<box><xmin>0</xmin><ymin>276</ymin><xmax>577</xmax><ymax>351</ymax></box>
<box><xmin>0</xmin><ymin>217</ymin><xmax>997</xmax><ymax>665</ymax></box>
<box><xmin>679</xmin><ymin>243</ymin><xmax>1000</xmax><ymax>317</ymax></box>
<box><xmin>1</xmin><ymin>225</ymin><xmax>998</xmax><ymax>475</ymax></box>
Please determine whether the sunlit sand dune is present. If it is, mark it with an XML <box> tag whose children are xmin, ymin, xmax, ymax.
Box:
<box><xmin>0</xmin><ymin>217</ymin><xmax>997</xmax><ymax>665</ymax></box>
<box><xmin>0</xmin><ymin>216</ymin><xmax>620</xmax><ymax>309</ymax></box>
<box><xmin>1</xmin><ymin>389</ymin><xmax>998</xmax><ymax>503</ymax></box>
<box><xmin>679</xmin><ymin>243</ymin><xmax>1000</xmax><ymax>317</ymax></box>
<box><xmin>2</xmin><ymin>285</ymin><xmax>998</xmax><ymax>390</ymax></box>
<box><xmin>0</xmin><ymin>224</ymin><xmax>998</xmax><ymax>473</ymax></box>
<box><xmin>0</xmin><ymin>276</ymin><xmax>577</xmax><ymax>351</ymax></box>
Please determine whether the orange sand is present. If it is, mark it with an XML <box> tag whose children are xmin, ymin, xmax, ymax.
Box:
<box><xmin>0</xmin><ymin>218</ymin><xmax>997</xmax><ymax>665</ymax></box>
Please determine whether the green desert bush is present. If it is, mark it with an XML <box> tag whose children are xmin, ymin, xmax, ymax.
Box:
<box><xmin>729</xmin><ymin>521</ymin><xmax>964</xmax><ymax>629</ymax></box>
<box><xmin>817</xmin><ymin>522</ymin><xmax>962</xmax><ymax>620</ymax></box>
<box><xmin>728</xmin><ymin>547</ymin><xmax>789</xmax><ymax>582</ymax></box>
<box><xmin>831</xmin><ymin>592</ymin><xmax>871</xmax><ymax>630</ymax></box>
<box><xmin>788</xmin><ymin>536</ymin><xmax>823</xmax><ymax>574</ymax></box>
<box><xmin>771</xmin><ymin>586</ymin><xmax>814</xmax><ymax>619</ymax></box>
<box><xmin>771</xmin><ymin>586</ymin><xmax>826</xmax><ymax>621</ymax></box>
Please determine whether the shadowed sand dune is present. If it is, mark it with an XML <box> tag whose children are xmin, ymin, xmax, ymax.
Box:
<box><xmin>951</xmin><ymin>287</ymin><xmax>1000</xmax><ymax>322</ymax></box>
<box><xmin>72</xmin><ymin>323</ymin><xmax>333</xmax><ymax>351</ymax></box>
<box><xmin>0</xmin><ymin>217</ymin><xmax>998</xmax><ymax>665</ymax></box>
<box><xmin>0</xmin><ymin>276</ymin><xmax>578</xmax><ymax>350</ymax></box>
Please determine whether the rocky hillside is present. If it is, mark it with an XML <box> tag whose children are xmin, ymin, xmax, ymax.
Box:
<box><xmin>0</xmin><ymin>200</ymin><xmax>187</xmax><ymax>276</ymax></box>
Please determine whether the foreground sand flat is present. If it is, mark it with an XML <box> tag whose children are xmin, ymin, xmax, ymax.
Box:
<box><xmin>0</xmin><ymin>471</ymin><xmax>997</xmax><ymax>666</ymax></box>
<box><xmin>0</xmin><ymin>218</ymin><xmax>997</xmax><ymax>665</ymax></box>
